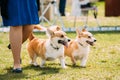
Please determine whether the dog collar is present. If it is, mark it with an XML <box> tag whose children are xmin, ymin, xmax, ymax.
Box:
<box><xmin>50</xmin><ymin>43</ymin><xmax>59</xmax><ymax>50</ymax></box>
<box><xmin>78</xmin><ymin>42</ymin><xmax>84</xmax><ymax>47</ymax></box>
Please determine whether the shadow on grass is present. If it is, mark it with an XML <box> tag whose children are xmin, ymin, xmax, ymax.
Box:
<box><xmin>66</xmin><ymin>64</ymin><xmax>87</xmax><ymax>69</ymax></box>
<box><xmin>23</xmin><ymin>64</ymin><xmax>61</xmax><ymax>75</ymax></box>
<box><xmin>0</xmin><ymin>67</ymin><xmax>27</xmax><ymax>80</ymax></box>
<box><xmin>0</xmin><ymin>64</ymin><xmax>61</xmax><ymax>80</ymax></box>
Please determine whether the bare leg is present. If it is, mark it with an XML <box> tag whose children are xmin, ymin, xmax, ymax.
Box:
<box><xmin>22</xmin><ymin>25</ymin><xmax>34</xmax><ymax>43</ymax></box>
<box><xmin>9</xmin><ymin>26</ymin><xmax>22</xmax><ymax>69</ymax></box>
<box><xmin>8</xmin><ymin>25</ymin><xmax>34</xmax><ymax>49</ymax></box>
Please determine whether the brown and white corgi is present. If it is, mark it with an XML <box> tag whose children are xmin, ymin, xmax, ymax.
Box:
<box><xmin>27</xmin><ymin>26</ymin><xmax>70</xmax><ymax>68</ymax></box>
<box><xmin>64</xmin><ymin>28</ymin><xmax>96</xmax><ymax>67</ymax></box>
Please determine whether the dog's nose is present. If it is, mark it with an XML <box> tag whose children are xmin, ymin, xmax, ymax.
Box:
<box><xmin>94</xmin><ymin>39</ymin><xmax>97</xmax><ymax>42</ymax></box>
<box><xmin>68</xmin><ymin>39</ymin><xmax>71</xmax><ymax>42</ymax></box>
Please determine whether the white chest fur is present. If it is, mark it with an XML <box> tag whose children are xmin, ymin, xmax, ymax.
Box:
<box><xmin>73</xmin><ymin>45</ymin><xmax>90</xmax><ymax>60</ymax></box>
<box><xmin>45</xmin><ymin>41</ymin><xmax>64</xmax><ymax>61</ymax></box>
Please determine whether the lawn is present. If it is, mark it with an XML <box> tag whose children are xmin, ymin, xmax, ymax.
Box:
<box><xmin>1</xmin><ymin>1</ymin><xmax>120</xmax><ymax>28</ymax></box>
<box><xmin>0</xmin><ymin>31</ymin><xmax>120</xmax><ymax>80</ymax></box>
<box><xmin>41</xmin><ymin>1</ymin><xmax>120</xmax><ymax>27</ymax></box>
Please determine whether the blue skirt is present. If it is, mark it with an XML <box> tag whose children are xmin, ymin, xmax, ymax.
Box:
<box><xmin>2</xmin><ymin>0</ymin><xmax>39</xmax><ymax>26</ymax></box>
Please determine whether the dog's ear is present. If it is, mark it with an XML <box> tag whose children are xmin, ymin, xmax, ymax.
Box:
<box><xmin>47</xmin><ymin>28</ymin><xmax>54</xmax><ymax>36</ymax></box>
<box><xmin>82</xmin><ymin>28</ymin><xmax>87</xmax><ymax>32</ymax></box>
<box><xmin>76</xmin><ymin>28</ymin><xmax>84</xmax><ymax>38</ymax></box>
<box><xmin>76</xmin><ymin>28</ymin><xmax>81</xmax><ymax>35</ymax></box>
<box><xmin>56</xmin><ymin>26</ymin><xmax>61</xmax><ymax>31</ymax></box>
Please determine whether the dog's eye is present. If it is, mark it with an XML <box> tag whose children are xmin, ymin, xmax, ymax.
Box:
<box><xmin>61</xmin><ymin>35</ymin><xmax>64</xmax><ymax>38</ymax></box>
<box><xmin>88</xmin><ymin>36</ymin><xmax>91</xmax><ymax>38</ymax></box>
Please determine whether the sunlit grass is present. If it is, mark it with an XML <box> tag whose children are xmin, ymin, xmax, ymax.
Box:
<box><xmin>50</xmin><ymin>1</ymin><xmax>120</xmax><ymax>27</ymax></box>
<box><xmin>0</xmin><ymin>31</ymin><xmax>120</xmax><ymax>80</ymax></box>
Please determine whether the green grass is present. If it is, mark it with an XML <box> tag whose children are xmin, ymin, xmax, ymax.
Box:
<box><xmin>0</xmin><ymin>31</ymin><xmax>120</xmax><ymax>80</ymax></box>
<box><xmin>42</xmin><ymin>1</ymin><xmax>120</xmax><ymax>27</ymax></box>
<box><xmin>0</xmin><ymin>1</ymin><xmax>120</xmax><ymax>28</ymax></box>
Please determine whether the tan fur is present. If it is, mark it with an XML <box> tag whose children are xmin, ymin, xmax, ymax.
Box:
<box><xmin>28</xmin><ymin>25</ymin><xmax>45</xmax><ymax>41</ymax></box>
<box><xmin>27</xmin><ymin>38</ymin><xmax>46</xmax><ymax>60</ymax></box>
<box><xmin>27</xmin><ymin>26</ymin><xmax>70</xmax><ymax>68</ymax></box>
<box><xmin>64</xmin><ymin>28</ymin><xmax>96</xmax><ymax>67</ymax></box>
<box><xmin>49</xmin><ymin>25</ymin><xmax>61</xmax><ymax>31</ymax></box>
<box><xmin>27</xmin><ymin>25</ymin><xmax>47</xmax><ymax>61</ymax></box>
<box><xmin>64</xmin><ymin>40</ymin><xmax>79</xmax><ymax>64</ymax></box>
<box><xmin>64</xmin><ymin>40</ymin><xmax>79</xmax><ymax>56</ymax></box>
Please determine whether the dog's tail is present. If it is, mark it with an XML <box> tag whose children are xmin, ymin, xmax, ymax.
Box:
<box><xmin>28</xmin><ymin>25</ymin><xmax>46</xmax><ymax>41</ymax></box>
<box><xmin>29</xmin><ymin>33</ymin><xmax>35</xmax><ymax>41</ymax></box>
<box><xmin>34</xmin><ymin>25</ymin><xmax>46</xmax><ymax>31</ymax></box>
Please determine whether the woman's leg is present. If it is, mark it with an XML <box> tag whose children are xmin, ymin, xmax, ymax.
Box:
<box><xmin>22</xmin><ymin>25</ymin><xmax>34</xmax><ymax>43</ymax></box>
<box><xmin>8</xmin><ymin>25</ymin><xmax>34</xmax><ymax>49</ymax></box>
<box><xmin>9</xmin><ymin>26</ymin><xmax>22</xmax><ymax>69</ymax></box>
<box><xmin>9</xmin><ymin>25</ymin><xmax>34</xmax><ymax>71</ymax></box>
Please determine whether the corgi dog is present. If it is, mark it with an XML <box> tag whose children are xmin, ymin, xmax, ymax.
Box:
<box><xmin>45</xmin><ymin>25</ymin><xmax>62</xmax><ymax>37</ymax></box>
<box><xmin>64</xmin><ymin>28</ymin><xmax>96</xmax><ymax>67</ymax></box>
<box><xmin>27</xmin><ymin>26</ymin><xmax>70</xmax><ymax>68</ymax></box>
<box><xmin>48</xmin><ymin>25</ymin><xmax>62</xmax><ymax>31</ymax></box>
<box><xmin>33</xmin><ymin>24</ymin><xmax>46</xmax><ymax>31</ymax></box>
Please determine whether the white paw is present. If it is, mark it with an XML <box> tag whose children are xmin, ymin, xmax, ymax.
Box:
<box><xmin>62</xmin><ymin>66</ymin><xmax>67</xmax><ymax>69</ymax></box>
<box><xmin>40</xmin><ymin>65</ymin><xmax>45</xmax><ymax>68</ymax></box>
<box><xmin>33</xmin><ymin>63</ymin><xmax>38</xmax><ymax>66</ymax></box>
<box><xmin>30</xmin><ymin>62</ymin><xmax>38</xmax><ymax>66</ymax></box>
<box><xmin>80</xmin><ymin>65</ymin><xmax>86</xmax><ymax>68</ymax></box>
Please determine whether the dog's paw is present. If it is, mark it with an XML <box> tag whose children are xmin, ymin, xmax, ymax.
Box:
<box><xmin>30</xmin><ymin>62</ymin><xmax>38</xmax><ymax>67</ymax></box>
<box><xmin>62</xmin><ymin>66</ymin><xmax>67</xmax><ymax>69</ymax></box>
<box><xmin>40</xmin><ymin>65</ymin><xmax>45</xmax><ymax>68</ymax></box>
<box><xmin>72</xmin><ymin>63</ymin><xmax>76</xmax><ymax>67</ymax></box>
<box><xmin>80</xmin><ymin>66</ymin><xmax>86</xmax><ymax>68</ymax></box>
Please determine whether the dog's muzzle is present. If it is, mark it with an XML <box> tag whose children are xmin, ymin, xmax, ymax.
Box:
<box><xmin>58</xmin><ymin>40</ymin><xmax>69</xmax><ymax>47</ymax></box>
<box><xmin>86</xmin><ymin>39</ymin><xmax>96</xmax><ymax>46</ymax></box>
